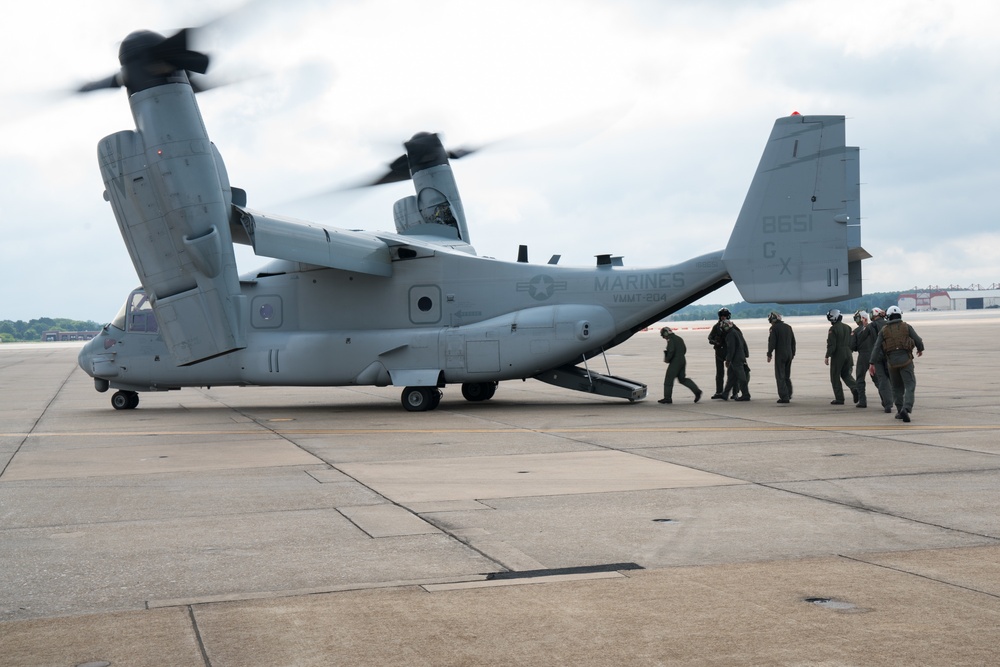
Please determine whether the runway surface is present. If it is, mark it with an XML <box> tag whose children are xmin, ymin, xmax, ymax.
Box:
<box><xmin>2</xmin><ymin>311</ymin><xmax>999</xmax><ymax>666</ymax></box>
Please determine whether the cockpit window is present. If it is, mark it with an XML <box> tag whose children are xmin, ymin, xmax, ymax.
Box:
<box><xmin>111</xmin><ymin>300</ymin><xmax>128</xmax><ymax>331</ymax></box>
<box><xmin>127</xmin><ymin>290</ymin><xmax>158</xmax><ymax>333</ymax></box>
<box><xmin>111</xmin><ymin>289</ymin><xmax>158</xmax><ymax>333</ymax></box>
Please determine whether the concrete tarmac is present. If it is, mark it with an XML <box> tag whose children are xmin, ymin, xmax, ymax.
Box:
<box><xmin>2</xmin><ymin>310</ymin><xmax>999</xmax><ymax>666</ymax></box>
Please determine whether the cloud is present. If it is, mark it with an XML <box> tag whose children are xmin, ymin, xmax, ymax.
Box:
<box><xmin>1</xmin><ymin>0</ymin><xmax>998</xmax><ymax>320</ymax></box>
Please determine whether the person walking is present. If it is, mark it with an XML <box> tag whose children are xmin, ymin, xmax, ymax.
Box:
<box><xmin>707</xmin><ymin>307</ymin><xmax>731</xmax><ymax>399</ymax></box>
<box><xmin>722</xmin><ymin>319</ymin><xmax>750</xmax><ymax>401</ymax></box>
<box><xmin>868</xmin><ymin>307</ymin><xmax>895</xmax><ymax>413</ymax></box>
<box><xmin>766</xmin><ymin>311</ymin><xmax>795</xmax><ymax>403</ymax></box>
<box><xmin>869</xmin><ymin>306</ymin><xmax>925</xmax><ymax>422</ymax></box>
<box><xmin>850</xmin><ymin>310</ymin><xmax>875</xmax><ymax>408</ymax></box>
<box><xmin>824</xmin><ymin>309</ymin><xmax>858</xmax><ymax>405</ymax></box>
<box><xmin>658</xmin><ymin>327</ymin><xmax>702</xmax><ymax>404</ymax></box>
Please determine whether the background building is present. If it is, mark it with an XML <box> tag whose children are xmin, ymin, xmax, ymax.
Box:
<box><xmin>898</xmin><ymin>287</ymin><xmax>1000</xmax><ymax>311</ymax></box>
<box><xmin>42</xmin><ymin>330</ymin><xmax>101</xmax><ymax>342</ymax></box>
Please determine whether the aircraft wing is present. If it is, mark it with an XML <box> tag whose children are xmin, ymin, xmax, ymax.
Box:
<box><xmin>234</xmin><ymin>208</ymin><xmax>393</xmax><ymax>277</ymax></box>
<box><xmin>230</xmin><ymin>206</ymin><xmax>479</xmax><ymax>274</ymax></box>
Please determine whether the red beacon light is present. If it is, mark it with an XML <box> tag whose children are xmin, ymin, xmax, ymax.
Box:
<box><xmin>790</xmin><ymin>111</ymin><xmax>801</xmax><ymax>116</ymax></box>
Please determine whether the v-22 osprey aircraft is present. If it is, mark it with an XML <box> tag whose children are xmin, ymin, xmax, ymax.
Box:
<box><xmin>77</xmin><ymin>28</ymin><xmax>868</xmax><ymax>412</ymax></box>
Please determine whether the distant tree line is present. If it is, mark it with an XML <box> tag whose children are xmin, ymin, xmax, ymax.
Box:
<box><xmin>0</xmin><ymin>318</ymin><xmax>103</xmax><ymax>343</ymax></box>
<box><xmin>670</xmin><ymin>291</ymin><xmax>903</xmax><ymax>322</ymax></box>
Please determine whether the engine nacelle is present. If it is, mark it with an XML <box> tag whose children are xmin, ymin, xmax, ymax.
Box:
<box><xmin>392</xmin><ymin>133</ymin><xmax>471</xmax><ymax>245</ymax></box>
<box><xmin>98</xmin><ymin>82</ymin><xmax>246</xmax><ymax>364</ymax></box>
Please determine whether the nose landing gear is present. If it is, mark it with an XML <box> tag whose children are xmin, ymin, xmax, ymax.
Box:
<box><xmin>111</xmin><ymin>390</ymin><xmax>140</xmax><ymax>410</ymax></box>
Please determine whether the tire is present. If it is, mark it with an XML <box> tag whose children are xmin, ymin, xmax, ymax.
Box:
<box><xmin>401</xmin><ymin>386</ymin><xmax>436</xmax><ymax>412</ymax></box>
<box><xmin>461</xmin><ymin>381</ymin><xmax>497</xmax><ymax>402</ymax></box>
<box><xmin>111</xmin><ymin>391</ymin><xmax>137</xmax><ymax>410</ymax></box>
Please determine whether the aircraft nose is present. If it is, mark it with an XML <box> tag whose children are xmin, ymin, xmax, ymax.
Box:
<box><xmin>78</xmin><ymin>338</ymin><xmax>98</xmax><ymax>376</ymax></box>
<box><xmin>78</xmin><ymin>335</ymin><xmax>116</xmax><ymax>392</ymax></box>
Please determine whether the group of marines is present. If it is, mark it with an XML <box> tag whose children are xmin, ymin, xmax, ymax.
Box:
<box><xmin>658</xmin><ymin>305</ymin><xmax>924</xmax><ymax>423</ymax></box>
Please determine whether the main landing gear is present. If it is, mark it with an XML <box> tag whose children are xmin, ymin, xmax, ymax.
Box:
<box><xmin>400</xmin><ymin>386</ymin><xmax>442</xmax><ymax>412</ymax></box>
<box><xmin>111</xmin><ymin>390</ymin><xmax>140</xmax><ymax>410</ymax></box>
<box><xmin>461</xmin><ymin>381</ymin><xmax>497</xmax><ymax>402</ymax></box>
<box><xmin>400</xmin><ymin>381</ymin><xmax>499</xmax><ymax>412</ymax></box>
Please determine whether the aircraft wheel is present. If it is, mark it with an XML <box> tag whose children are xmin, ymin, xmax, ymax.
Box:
<box><xmin>111</xmin><ymin>390</ymin><xmax>138</xmax><ymax>410</ymax></box>
<box><xmin>461</xmin><ymin>381</ymin><xmax>497</xmax><ymax>402</ymax></box>
<box><xmin>401</xmin><ymin>386</ymin><xmax>438</xmax><ymax>412</ymax></box>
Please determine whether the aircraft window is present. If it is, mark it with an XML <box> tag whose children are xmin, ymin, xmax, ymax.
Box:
<box><xmin>111</xmin><ymin>300</ymin><xmax>128</xmax><ymax>331</ymax></box>
<box><xmin>417</xmin><ymin>296</ymin><xmax>433</xmax><ymax>312</ymax></box>
<box><xmin>259</xmin><ymin>303</ymin><xmax>274</xmax><ymax>320</ymax></box>
<box><xmin>127</xmin><ymin>290</ymin><xmax>159</xmax><ymax>334</ymax></box>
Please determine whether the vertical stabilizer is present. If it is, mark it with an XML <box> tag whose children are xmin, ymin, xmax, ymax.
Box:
<box><xmin>723</xmin><ymin>114</ymin><xmax>864</xmax><ymax>303</ymax></box>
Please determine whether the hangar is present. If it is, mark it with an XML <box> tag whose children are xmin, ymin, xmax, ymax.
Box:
<box><xmin>898</xmin><ymin>288</ymin><xmax>1000</xmax><ymax>311</ymax></box>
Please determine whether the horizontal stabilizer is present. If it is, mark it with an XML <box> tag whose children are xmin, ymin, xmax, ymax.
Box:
<box><xmin>723</xmin><ymin>115</ymin><xmax>864</xmax><ymax>303</ymax></box>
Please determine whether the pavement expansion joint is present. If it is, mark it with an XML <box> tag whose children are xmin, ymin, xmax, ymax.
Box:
<box><xmin>146</xmin><ymin>574</ymin><xmax>493</xmax><ymax>609</ymax></box>
<box><xmin>485</xmin><ymin>562</ymin><xmax>644</xmax><ymax>580</ymax></box>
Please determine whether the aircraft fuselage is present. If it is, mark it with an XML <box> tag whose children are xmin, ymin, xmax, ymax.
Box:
<box><xmin>79</xmin><ymin>249</ymin><xmax>729</xmax><ymax>395</ymax></box>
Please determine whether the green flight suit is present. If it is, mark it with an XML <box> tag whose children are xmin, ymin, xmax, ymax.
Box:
<box><xmin>767</xmin><ymin>319</ymin><xmax>795</xmax><ymax>402</ymax></box>
<box><xmin>868</xmin><ymin>317</ymin><xmax>894</xmax><ymax>411</ymax></box>
<box><xmin>723</xmin><ymin>326</ymin><xmax>749</xmax><ymax>399</ymax></box>
<box><xmin>870</xmin><ymin>319</ymin><xmax>925</xmax><ymax>413</ymax></box>
<box><xmin>826</xmin><ymin>320</ymin><xmax>857</xmax><ymax>403</ymax></box>
<box><xmin>663</xmin><ymin>333</ymin><xmax>700</xmax><ymax>401</ymax></box>
<box><xmin>850</xmin><ymin>322</ymin><xmax>876</xmax><ymax>407</ymax></box>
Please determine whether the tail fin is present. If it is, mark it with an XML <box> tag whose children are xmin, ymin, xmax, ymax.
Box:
<box><xmin>723</xmin><ymin>114</ymin><xmax>866</xmax><ymax>303</ymax></box>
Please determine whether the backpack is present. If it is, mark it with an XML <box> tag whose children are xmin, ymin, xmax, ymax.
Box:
<box><xmin>881</xmin><ymin>322</ymin><xmax>915</xmax><ymax>368</ymax></box>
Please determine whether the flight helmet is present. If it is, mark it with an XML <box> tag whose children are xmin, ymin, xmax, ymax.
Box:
<box><xmin>826</xmin><ymin>309</ymin><xmax>842</xmax><ymax>323</ymax></box>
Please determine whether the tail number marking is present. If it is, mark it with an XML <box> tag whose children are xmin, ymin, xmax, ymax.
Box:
<box><xmin>762</xmin><ymin>214</ymin><xmax>813</xmax><ymax>233</ymax></box>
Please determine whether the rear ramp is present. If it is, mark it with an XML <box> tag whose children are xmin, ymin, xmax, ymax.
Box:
<box><xmin>534</xmin><ymin>364</ymin><xmax>647</xmax><ymax>401</ymax></box>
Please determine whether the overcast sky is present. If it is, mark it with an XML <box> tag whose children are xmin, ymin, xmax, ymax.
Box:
<box><xmin>2</xmin><ymin>0</ymin><xmax>997</xmax><ymax>322</ymax></box>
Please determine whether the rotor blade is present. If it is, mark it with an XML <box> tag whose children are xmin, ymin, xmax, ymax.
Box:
<box><xmin>75</xmin><ymin>73</ymin><xmax>122</xmax><ymax>94</ymax></box>
<box><xmin>353</xmin><ymin>143</ymin><xmax>486</xmax><ymax>189</ymax></box>
<box><xmin>188</xmin><ymin>71</ymin><xmax>256</xmax><ymax>93</ymax></box>
<box><xmin>447</xmin><ymin>145</ymin><xmax>484</xmax><ymax>160</ymax></box>
<box><xmin>153</xmin><ymin>28</ymin><xmax>210</xmax><ymax>74</ymax></box>
<box><xmin>363</xmin><ymin>154</ymin><xmax>412</xmax><ymax>187</ymax></box>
